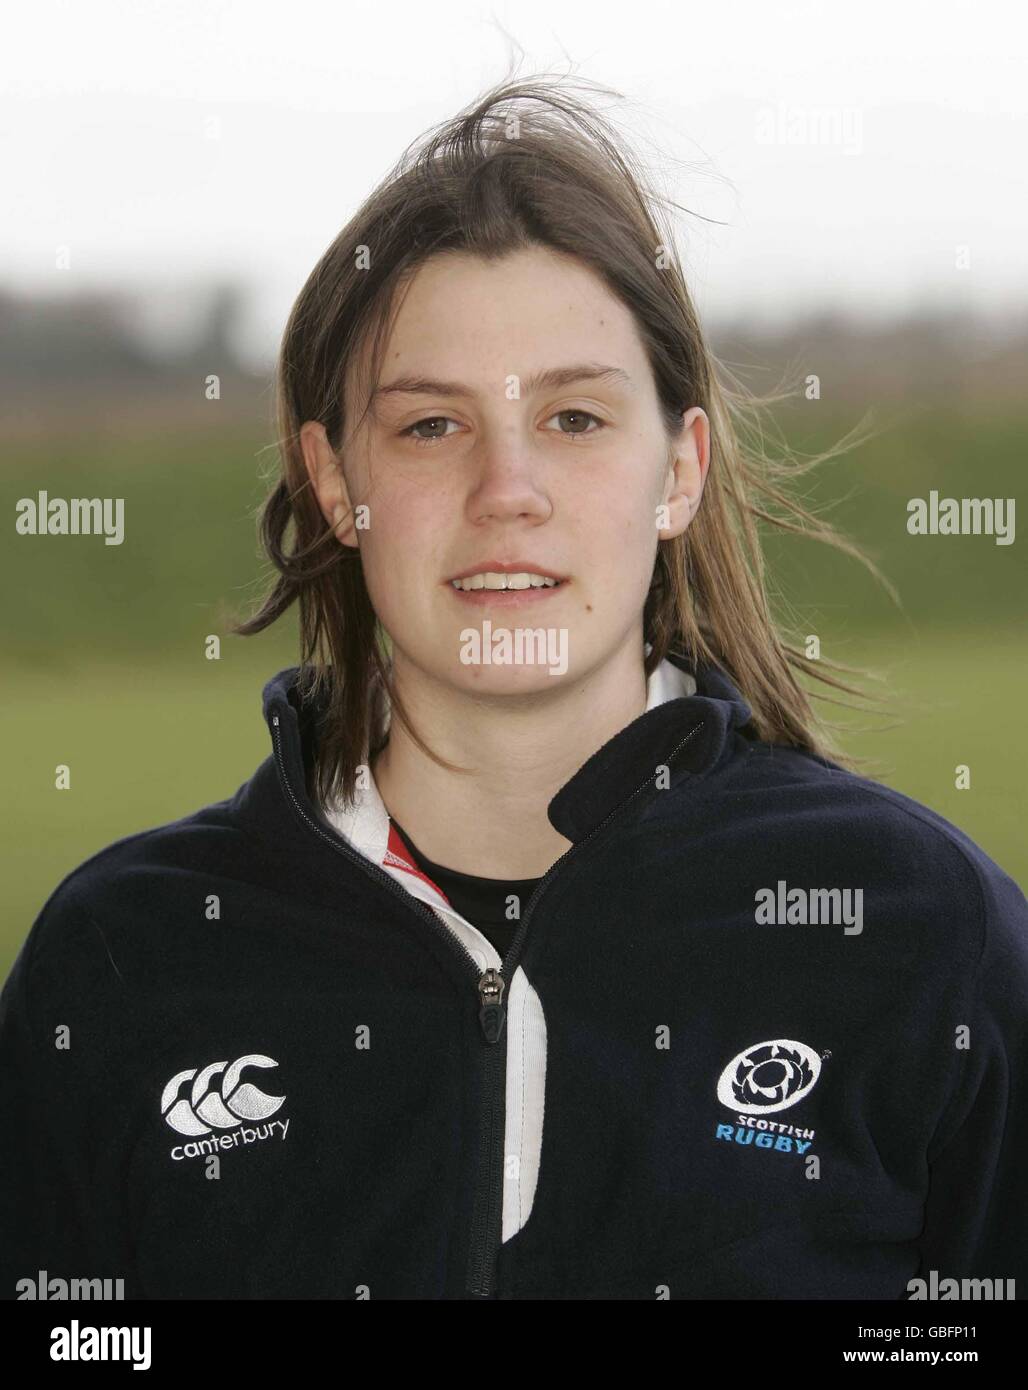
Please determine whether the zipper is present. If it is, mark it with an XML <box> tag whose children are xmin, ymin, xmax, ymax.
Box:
<box><xmin>464</xmin><ymin>715</ymin><xmax>706</xmax><ymax>1299</ymax></box>
<box><xmin>270</xmin><ymin>705</ymin><xmax>704</xmax><ymax>1301</ymax></box>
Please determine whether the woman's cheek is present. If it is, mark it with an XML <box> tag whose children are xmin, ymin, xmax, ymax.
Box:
<box><xmin>359</xmin><ymin>546</ymin><xmax>412</xmax><ymax>629</ymax></box>
<box><xmin>610</xmin><ymin>508</ymin><xmax>659</xmax><ymax>582</ymax></box>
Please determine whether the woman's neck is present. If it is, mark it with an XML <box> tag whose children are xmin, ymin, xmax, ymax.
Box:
<box><xmin>371</xmin><ymin>643</ymin><xmax>649</xmax><ymax>879</ymax></box>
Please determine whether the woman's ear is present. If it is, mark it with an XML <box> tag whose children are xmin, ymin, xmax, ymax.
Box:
<box><xmin>658</xmin><ymin>406</ymin><xmax>710</xmax><ymax>539</ymax></box>
<box><xmin>299</xmin><ymin>421</ymin><xmax>359</xmax><ymax>547</ymax></box>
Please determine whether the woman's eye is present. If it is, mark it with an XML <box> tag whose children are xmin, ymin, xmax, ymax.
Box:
<box><xmin>544</xmin><ymin>409</ymin><xmax>605</xmax><ymax>439</ymax></box>
<box><xmin>400</xmin><ymin>416</ymin><xmax>459</xmax><ymax>447</ymax></box>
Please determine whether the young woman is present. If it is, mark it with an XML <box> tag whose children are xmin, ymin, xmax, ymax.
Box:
<box><xmin>2</xmin><ymin>76</ymin><xmax>1026</xmax><ymax>1302</ymax></box>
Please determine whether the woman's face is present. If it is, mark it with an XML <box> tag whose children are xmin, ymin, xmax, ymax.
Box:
<box><xmin>302</xmin><ymin>244</ymin><xmax>708</xmax><ymax>698</ymax></box>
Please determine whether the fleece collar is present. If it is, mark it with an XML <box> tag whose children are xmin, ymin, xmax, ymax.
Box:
<box><xmin>261</xmin><ymin>650</ymin><xmax>753</xmax><ymax>868</ymax></box>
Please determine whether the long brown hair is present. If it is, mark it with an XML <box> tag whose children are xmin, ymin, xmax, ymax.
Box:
<box><xmin>234</xmin><ymin>72</ymin><xmax>889</xmax><ymax>810</ymax></box>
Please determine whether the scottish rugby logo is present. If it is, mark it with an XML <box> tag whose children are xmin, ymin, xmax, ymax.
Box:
<box><xmin>161</xmin><ymin>1054</ymin><xmax>285</xmax><ymax>1136</ymax></box>
<box><xmin>717</xmin><ymin>1039</ymin><xmax>821</xmax><ymax>1114</ymax></box>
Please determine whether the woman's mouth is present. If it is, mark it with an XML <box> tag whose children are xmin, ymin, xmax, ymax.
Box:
<box><xmin>445</xmin><ymin>569</ymin><xmax>570</xmax><ymax>606</ymax></box>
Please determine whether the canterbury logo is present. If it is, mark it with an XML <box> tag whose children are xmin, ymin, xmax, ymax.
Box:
<box><xmin>161</xmin><ymin>1054</ymin><xmax>286</xmax><ymax>1136</ymax></box>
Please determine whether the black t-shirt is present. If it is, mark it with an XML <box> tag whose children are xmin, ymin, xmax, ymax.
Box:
<box><xmin>389</xmin><ymin>818</ymin><xmax>541</xmax><ymax>959</ymax></box>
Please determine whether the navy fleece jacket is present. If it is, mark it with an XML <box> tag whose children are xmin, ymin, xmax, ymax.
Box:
<box><xmin>1</xmin><ymin>654</ymin><xmax>1026</xmax><ymax>1300</ymax></box>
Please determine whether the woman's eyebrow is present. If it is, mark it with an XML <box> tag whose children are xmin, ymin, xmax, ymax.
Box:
<box><xmin>371</xmin><ymin>363</ymin><xmax>635</xmax><ymax>403</ymax></box>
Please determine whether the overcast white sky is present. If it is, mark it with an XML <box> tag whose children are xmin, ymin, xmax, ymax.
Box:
<box><xmin>2</xmin><ymin>0</ymin><xmax>1026</xmax><ymax>370</ymax></box>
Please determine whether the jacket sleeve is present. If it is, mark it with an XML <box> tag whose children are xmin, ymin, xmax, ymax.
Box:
<box><xmin>0</xmin><ymin>889</ymin><xmax>135</xmax><ymax>1300</ymax></box>
<box><xmin>912</xmin><ymin>851</ymin><xmax>1028</xmax><ymax>1294</ymax></box>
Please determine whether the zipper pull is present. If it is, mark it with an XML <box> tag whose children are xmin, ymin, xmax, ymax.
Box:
<box><xmin>478</xmin><ymin>968</ymin><xmax>506</xmax><ymax>1044</ymax></box>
